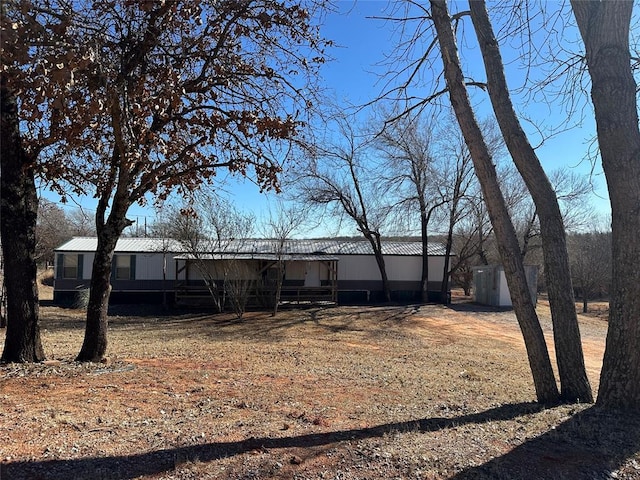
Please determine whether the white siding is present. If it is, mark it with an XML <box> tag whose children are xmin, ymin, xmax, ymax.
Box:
<box><xmin>427</xmin><ymin>256</ymin><xmax>446</xmax><ymax>282</ymax></box>
<box><xmin>61</xmin><ymin>251</ymin><xmax>446</xmax><ymax>284</ymax></box>
<box><xmin>134</xmin><ymin>253</ymin><xmax>177</xmax><ymax>280</ymax></box>
<box><xmin>337</xmin><ymin>255</ymin><xmax>445</xmax><ymax>283</ymax></box>
<box><xmin>385</xmin><ymin>256</ymin><xmax>421</xmax><ymax>281</ymax></box>
<box><xmin>337</xmin><ymin>256</ymin><xmax>382</xmax><ymax>281</ymax></box>
<box><xmin>75</xmin><ymin>252</ymin><xmax>179</xmax><ymax>281</ymax></box>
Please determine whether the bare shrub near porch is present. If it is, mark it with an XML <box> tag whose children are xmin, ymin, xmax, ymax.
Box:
<box><xmin>224</xmin><ymin>261</ymin><xmax>254</xmax><ymax>320</ymax></box>
<box><xmin>153</xmin><ymin>193</ymin><xmax>255</xmax><ymax>314</ymax></box>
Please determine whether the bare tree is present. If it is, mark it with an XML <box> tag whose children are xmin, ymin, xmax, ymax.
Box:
<box><xmin>161</xmin><ymin>194</ymin><xmax>255</xmax><ymax>317</ymax></box>
<box><xmin>571</xmin><ymin>0</ymin><xmax>640</xmax><ymax>409</ymax></box>
<box><xmin>35</xmin><ymin>200</ymin><xmax>73</xmax><ymax>267</ymax></box>
<box><xmin>67</xmin><ymin>208</ymin><xmax>96</xmax><ymax>237</ymax></box>
<box><xmin>261</xmin><ymin>200</ymin><xmax>310</xmax><ymax>315</ymax></box>
<box><xmin>436</xmin><ymin>122</ymin><xmax>474</xmax><ymax>301</ymax></box>
<box><xmin>372</xmin><ymin>0</ymin><xmax>611</xmax><ymax>402</ymax></box>
<box><xmin>430</xmin><ymin>0</ymin><xmax>559</xmax><ymax>403</ymax></box>
<box><xmin>550</xmin><ymin>169</ymin><xmax>595</xmax><ymax>233</ymax></box>
<box><xmin>374</xmin><ymin>111</ymin><xmax>446</xmax><ymax>302</ymax></box>
<box><xmin>569</xmin><ymin>230</ymin><xmax>611</xmax><ymax>314</ymax></box>
<box><xmin>438</xmin><ymin>117</ymin><xmax>507</xmax><ymax>299</ymax></box>
<box><xmin>297</xmin><ymin>115</ymin><xmax>393</xmax><ymax>302</ymax></box>
<box><xmin>377</xmin><ymin>0</ymin><xmax>594</xmax><ymax>401</ymax></box>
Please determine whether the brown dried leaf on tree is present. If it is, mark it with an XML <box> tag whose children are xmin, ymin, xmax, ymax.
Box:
<box><xmin>1</xmin><ymin>0</ymin><xmax>332</xmax><ymax>361</ymax></box>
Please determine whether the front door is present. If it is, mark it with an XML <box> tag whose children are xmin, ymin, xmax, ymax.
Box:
<box><xmin>304</xmin><ymin>262</ymin><xmax>320</xmax><ymax>287</ymax></box>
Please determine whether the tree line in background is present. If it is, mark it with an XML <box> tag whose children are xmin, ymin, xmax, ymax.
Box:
<box><xmin>1</xmin><ymin>0</ymin><xmax>639</xmax><ymax>410</ymax></box>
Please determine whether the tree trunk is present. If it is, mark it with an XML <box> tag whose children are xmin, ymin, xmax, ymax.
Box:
<box><xmin>430</xmin><ymin>0</ymin><xmax>559</xmax><ymax>403</ymax></box>
<box><xmin>76</xmin><ymin>236</ymin><xmax>114</xmax><ymax>361</ymax></box>
<box><xmin>374</xmin><ymin>240</ymin><xmax>391</xmax><ymax>303</ymax></box>
<box><xmin>272</xmin><ymin>259</ymin><xmax>284</xmax><ymax>317</ymax></box>
<box><xmin>441</xmin><ymin>193</ymin><xmax>461</xmax><ymax>304</ymax></box>
<box><xmin>0</xmin><ymin>75</ymin><xmax>45</xmax><ymax>363</ymax></box>
<box><xmin>420</xmin><ymin>206</ymin><xmax>430</xmax><ymax>303</ymax></box>
<box><xmin>76</xmin><ymin>193</ymin><xmax>131</xmax><ymax>362</ymax></box>
<box><xmin>469</xmin><ymin>0</ymin><xmax>592</xmax><ymax>403</ymax></box>
<box><xmin>364</xmin><ymin>232</ymin><xmax>391</xmax><ymax>303</ymax></box>
<box><xmin>571</xmin><ymin>0</ymin><xmax>640</xmax><ymax>410</ymax></box>
<box><xmin>440</xmin><ymin>221</ymin><xmax>454</xmax><ymax>304</ymax></box>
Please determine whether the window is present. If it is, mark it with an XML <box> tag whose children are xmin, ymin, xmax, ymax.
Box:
<box><xmin>113</xmin><ymin>255</ymin><xmax>135</xmax><ymax>280</ymax></box>
<box><xmin>58</xmin><ymin>254</ymin><xmax>83</xmax><ymax>280</ymax></box>
<box><xmin>63</xmin><ymin>255</ymin><xmax>78</xmax><ymax>279</ymax></box>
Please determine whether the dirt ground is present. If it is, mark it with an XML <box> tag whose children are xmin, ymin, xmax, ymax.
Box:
<box><xmin>0</xmin><ymin>283</ymin><xmax>639</xmax><ymax>480</ymax></box>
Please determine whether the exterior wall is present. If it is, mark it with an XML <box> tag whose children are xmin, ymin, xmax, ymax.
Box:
<box><xmin>134</xmin><ymin>253</ymin><xmax>175</xmax><ymax>280</ymax></box>
<box><xmin>286</xmin><ymin>261</ymin><xmax>306</xmax><ymax>281</ymax></box>
<box><xmin>55</xmin><ymin>252</ymin><xmax>179</xmax><ymax>282</ymax></box>
<box><xmin>185</xmin><ymin>260</ymin><xmax>260</xmax><ymax>281</ymax></box>
<box><xmin>336</xmin><ymin>255</ymin><xmax>382</xmax><ymax>281</ymax></box>
<box><xmin>335</xmin><ymin>254</ymin><xmax>449</xmax><ymax>303</ymax></box>
<box><xmin>181</xmin><ymin>260</ymin><xmax>331</xmax><ymax>283</ymax></box>
<box><xmin>385</xmin><ymin>256</ymin><xmax>421</xmax><ymax>281</ymax></box>
<box><xmin>472</xmin><ymin>265</ymin><xmax>538</xmax><ymax>307</ymax></box>
<box><xmin>283</xmin><ymin>261</ymin><xmax>331</xmax><ymax>287</ymax></box>
<box><xmin>54</xmin><ymin>251</ymin><xmax>180</xmax><ymax>291</ymax></box>
<box><xmin>54</xmin><ymin>248</ymin><xmax>451</xmax><ymax>305</ymax></box>
<box><xmin>337</xmin><ymin>254</ymin><xmax>446</xmax><ymax>283</ymax></box>
<box><xmin>498</xmin><ymin>270</ymin><xmax>511</xmax><ymax>306</ymax></box>
<box><xmin>426</xmin><ymin>256</ymin><xmax>447</xmax><ymax>282</ymax></box>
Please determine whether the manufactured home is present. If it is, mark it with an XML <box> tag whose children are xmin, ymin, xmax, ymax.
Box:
<box><xmin>54</xmin><ymin>237</ymin><xmax>453</xmax><ymax>307</ymax></box>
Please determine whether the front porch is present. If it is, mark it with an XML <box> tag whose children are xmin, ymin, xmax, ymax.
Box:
<box><xmin>173</xmin><ymin>254</ymin><xmax>338</xmax><ymax>308</ymax></box>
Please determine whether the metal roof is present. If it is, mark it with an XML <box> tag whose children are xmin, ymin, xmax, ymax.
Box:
<box><xmin>55</xmin><ymin>237</ymin><xmax>184</xmax><ymax>253</ymax></box>
<box><xmin>174</xmin><ymin>253</ymin><xmax>339</xmax><ymax>261</ymax></box>
<box><xmin>56</xmin><ymin>237</ymin><xmax>451</xmax><ymax>257</ymax></box>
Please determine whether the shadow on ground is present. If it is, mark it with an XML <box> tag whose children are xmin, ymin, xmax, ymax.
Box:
<box><xmin>5</xmin><ymin>403</ymin><xmax>638</xmax><ymax>480</ymax></box>
<box><xmin>447</xmin><ymin>302</ymin><xmax>514</xmax><ymax>314</ymax></box>
<box><xmin>449</xmin><ymin>406</ymin><xmax>640</xmax><ymax>479</ymax></box>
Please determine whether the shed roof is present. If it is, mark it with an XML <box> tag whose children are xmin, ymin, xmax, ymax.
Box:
<box><xmin>56</xmin><ymin>237</ymin><xmax>451</xmax><ymax>257</ymax></box>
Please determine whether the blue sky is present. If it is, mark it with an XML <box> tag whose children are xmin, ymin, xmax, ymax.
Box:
<box><xmin>42</xmin><ymin>1</ymin><xmax>611</xmax><ymax>236</ymax></box>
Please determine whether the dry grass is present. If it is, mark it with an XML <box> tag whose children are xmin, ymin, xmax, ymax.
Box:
<box><xmin>0</xmin><ymin>282</ymin><xmax>638</xmax><ymax>479</ymax></box>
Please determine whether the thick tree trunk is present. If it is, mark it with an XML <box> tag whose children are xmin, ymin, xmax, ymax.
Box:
<box><xmin>469</xmin><ymin>0</ymin><xmax>592</xmax><ymax>403</ymax></box>
<box><xmin>430</xmin><ymin>0</ymin><xmax>559</xmax><ymax>403</ymax></box>
<box><xmin>76</xmin><ymin>192</ymin><xmax>131</xmax><ymax>362</ymax></box>
<box><xmin>572</xmin><ymin>1</ymin><xmax>640</xmax><ymax>410</ymax></box>
<box><xmin>76</xmin><ymin>236</ymin><xmax>114</xmax><ymax>362</ymax></box>
<box><xmin>0</xmin><ymin>76</ymin><xmax>45</xmax><ymax>363</ymax></box>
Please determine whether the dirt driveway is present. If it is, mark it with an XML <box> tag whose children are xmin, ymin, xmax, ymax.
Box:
<box><xmin>407</xmin><ymin>298</ymin><xmax>607</xmax><ymax>387</ymax></box>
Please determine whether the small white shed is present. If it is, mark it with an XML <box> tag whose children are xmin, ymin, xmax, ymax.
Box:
<box><xmin>472</xmin><ymin>265</ymin><xmax>538</xmax><ymax>307</ymax></box>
